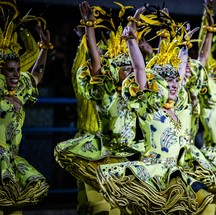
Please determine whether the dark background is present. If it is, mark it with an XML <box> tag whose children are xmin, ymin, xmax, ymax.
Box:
<box><xmin>14</xmin><ymin>0</ymin><xmax>210</xmax><ymax>211</ymax></box>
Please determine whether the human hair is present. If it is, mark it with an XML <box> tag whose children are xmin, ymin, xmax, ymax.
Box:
<box><xmin>0</xmin><ymin>52</ymin><xmax>20</xmax><ymax>72</ymax></box>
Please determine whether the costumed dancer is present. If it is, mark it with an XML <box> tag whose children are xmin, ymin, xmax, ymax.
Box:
<box><xmin>197</xmin><ymin>0</ymin><xmax>216</xmax><ymax>147</ymax></box>
<box><xmin>148</xmin><ymin>3</ymin><xmax>216</xmax><ymax>194</ymax></box>
<box><xmin>54</xmin><ymin>1</ymin><xmax>148</xmax><ymax>215</ymax></box>
<box><xmin>96</xmin><ymin>12</ymin><xmax>215</xmax><ymax>214</ymax></box>
<box><xmin>175</xmin><ymin>24</ymin><xmax>216</xmax><ymax>195</ymax></box>
<box><xmin>0</xmin><ymin>1</ymin><xmax>53</xmax><ymax>214</ymax></box>
<box><xmin>195</xmin><ymin>0</ymin><xmax>216</xmax><ymax>167</ymax></box>
<box><xmin>71</xmin><ymin>22</ymin><xmax>102</xmax><ymax>215</ymax></box>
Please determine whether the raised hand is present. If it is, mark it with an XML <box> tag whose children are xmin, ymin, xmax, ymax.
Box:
<box><xmin>36</xmin><ymin>25</ymin><xmax>51</xmax><ymax>46</ymax></box>
<box><xmin>79</xmin><ymin>1</ymin><xmax>95</xmax><ymax>21</ymax></box>
<box><xmin>121</xmin><ymin>25</ymin><xmax>136</xmax><ymax>40</ymax></box>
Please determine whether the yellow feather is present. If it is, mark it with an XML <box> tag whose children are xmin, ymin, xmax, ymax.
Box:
<box><xmin>18</xmin><ymin>15</ymin><xmax>47</xmax><ymax>30</ymax></box>
<box><xmin>93</xmin><ymin>6</ymin><xmax>107</xmax><ymax>17</ymax></box>
<box><xmin>140</xmin><ymin>14</ymin><xmax>162</xmax><ymax>26</ymax></box>
<box><xmin>114</xmin><ymin>2</ymin><xmax>133</xmax><ymax>19</ymax></box>
<box><xmin>146</xmin><ymin>56</ymin><xmax>159</xmax><ymax>69</ymax></box>
<box><xmin>159</xmin><ymin>40</ymin><xmax>167</xmax><ymax>54</ymax></box>
<box><xmin>19</xmin><ymin>29</ymin><xmax>40</xmax><ymax>71</ymax></box>
<box><xmin>4</xmin><ymin>21</ymin><xmax>14</xmax><ymax>48</ymax></box>
<box><xmin>0</xmin><ymin>1</ymin><xmax>19</xmax><ymax>20</ymax></box>
<box><xmin>167</xmin><ymin>39</ymin><xmax>178</xmax><ymax>53</ymax></box>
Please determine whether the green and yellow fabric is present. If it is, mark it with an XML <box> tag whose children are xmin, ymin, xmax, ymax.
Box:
<box><xmin>96</xmin><ymin>71</ymin><xmax>215</xmax><ymax>215</ymax></box>
<box><xmin>0</xmin><ymin>73</ymin><xmax>49</xmax><ymax>207</ymax></box>
<box><xmin>55</xmin><ymin>57</ymin><xmax>146</xmax><ymax>189</ymax></box>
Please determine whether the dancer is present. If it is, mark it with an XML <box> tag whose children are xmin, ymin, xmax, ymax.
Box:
<box><xmin>96</xmin><ymin>20</ymin><xmax>215</xmax><ymax>215</ymax></box>
<box><xmin>195</xmin><ymin>0</ymin><xmax>216</xmax><ymax>167</ymax></box>
<box><xmin>197</xmin><ymin>0</ymin><xmax>216</xmax><ymax>147</ymax></box>
<box><xmin>71</xmin><ymin>26</ymin><xmax>100</xmax><ymax>215</ymax></box>
<box><xmin>0</xmin><ymin>2</ymin><xmax>52</xmax><ymax>215</ymax></box>
<box><xmin>54</xmin><ymin>2</ymin><xmax>149</xmax><ymax>215</ymax></box>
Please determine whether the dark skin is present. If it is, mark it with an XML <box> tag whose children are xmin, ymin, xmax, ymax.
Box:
<box><xmin>198</xmin><ymin>3</ymin><xmax>215</xmax><ymax>67</ymax></box>
<box><xmin>2</xmin><ymin>61</ymin><xmax>21</xmax><ymax>110</ymax></box>
<box><xmin>1</xmin><ymin>26</ymin><xmax>51</xmax><ymax>111</ymax></box>
<box><xmin>2</xmin><ymin>61</ymin><xmax>20</xmax><ymax>90</ymax></box>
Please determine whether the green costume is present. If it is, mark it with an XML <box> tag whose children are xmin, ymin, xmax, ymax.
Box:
<box><xmin>55</xmin><ymin>57</ymin><xmax>145</xmax><ymax>189</ymax></box>
<box><xmin>0</xmin><ymin>72</ymin><xmax>49</xmax><ymax>208</ymax></box>
<box><xmin>176</xmin><ymin>59</ymin><xmax>206</xmax><ymax>146</ymax></box>
<box><xmin>175</xmin><ymin>59</ymin><xmax>216</xmax><ymax>192</ymax></box>
<box><xmin>198</xmin><ymin>71</ymin><xmax>216</xmax><ymax>169</ymax></box>
<box><xmin>96</xmin><ymin>71</ymin><xmax>215</xmax><ymax>215</ymax></box>
<box><xmin>199</xmin><ymin>71</ymin><xmax>216</xmax><ymax>147</ymax></box>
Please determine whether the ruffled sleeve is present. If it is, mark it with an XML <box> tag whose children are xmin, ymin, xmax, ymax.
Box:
<box><xmin>122</xmin><ymin>69</ymin><xmax>169</xmax><ymax>111</ymax></box>
<box><xmin>187</xmin><ymin>59</ymin><xmax>207</xmax><ymax>98</ymax></box>
<box><xmin>76</xmin><ymin>57</ymin><xmax>117</xmax><ymax>100</ymax></box>
<box><xmin>17</xmin><ymin>72</ymin><xmax>39</xmax><ymax>105</ymax></box>
<box><xmin>0</xmin><ymin>72</ymin><xmax>38</xmax><ymax>105</ymax></box>
<box><xmin>199</xmin><ymin>74</ymin><xmax>216</xmax><ymax>108</ymax></box>
<box><xmin>0</xmin><ymin>74</ymin><xmax>8</xmax><ymax>97</ymax></box>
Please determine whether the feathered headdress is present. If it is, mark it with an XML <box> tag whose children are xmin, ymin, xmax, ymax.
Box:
<box><xmin>137</xmin><ymin>5</ymin><xmax>200</xmax><ymax>77</ymax></box>
<box><xmin>79</xmin><ymin>2</ymin><xmax>134</xmax><ymax>60</ymax></box>
<box><xmin>0</xmin><ymin>0</ymin><xmax>46</xmax><ymax>70</ymax></box>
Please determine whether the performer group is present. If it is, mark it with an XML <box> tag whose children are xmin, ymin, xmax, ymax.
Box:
<box><xmin>1</xmin><ymin>0</ymin><xmax>216</xmax><ymax>215</ymax></box>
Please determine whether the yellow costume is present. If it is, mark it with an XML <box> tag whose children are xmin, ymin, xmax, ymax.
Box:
<box><xmin>0</xmin><ymin>1</ymin><xmax>49</xmax><ymax>213</ymax></box>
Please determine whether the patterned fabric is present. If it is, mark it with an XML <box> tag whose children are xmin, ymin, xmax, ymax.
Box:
<box><xmin>199</xmin><ymin>73</ymin><xmax>216</xmax><ymax>147</ymax></box>
<box><xmin>95</xmin><ymin>71</ymin><xmax>215</xmax><ymax>215</ymax></box>
<box><xmin>54</xmin><ymin>59</ymin><xmax>146</xmax><ymax>189</ymax></box>
<box><xmin>174</xmin><ymin>60</ymin><xmax>216</xmax><ymax>191</ymax></box>
<box><xmin>0</xmin><ymin>72</ymin><xmax>49</xmax><ymax>207</ymax></box>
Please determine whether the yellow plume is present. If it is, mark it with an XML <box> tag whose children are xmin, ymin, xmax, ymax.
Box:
<box><xmin>113</xmin><ymin>2</ymin><xmax>134</xmax><ymax>19</ymax></box>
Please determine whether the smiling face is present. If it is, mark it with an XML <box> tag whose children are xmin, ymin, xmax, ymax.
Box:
<box><xmin>164</xmin><ymin>76</ymin><xmax>179</xmax><ymax>100</ymax></box>
<box><xmin>2</xmin><ymin>61</ymin><xmax>20</xmax><ymax>90</ymax></box>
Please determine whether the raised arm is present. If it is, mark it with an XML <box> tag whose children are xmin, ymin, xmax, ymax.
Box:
<box><xmin>197</xmin><ymin>3</ymin><xmax>215</xmax><ymax>67</ymax></box>
<box><xmin>122</xmin><ymin>24</ymin><xmax>146</xmax><ymax>90</ymax></box>
<box><xmin>178</xmin><ymin>23</ymin><xmax>199</xmax><ymax>83</ymax></box>
<box><xmin>129</xmin><ymin>6</ymin><xmax>153</xmax><ymax>59</ymax></box>
<box><xmin>178</xmin><ymin>46</ymin><xmax>189</xmax><ymax>84</ymax></box>
<box><xmin>31</xmin><ymin>25</ymin><xmax>52</xmax><ymax>85</ymax></box>
<box><xmin>79</xmin><ymin>1</ymin><xmax>101</xmax><ymax>76</ymax></box>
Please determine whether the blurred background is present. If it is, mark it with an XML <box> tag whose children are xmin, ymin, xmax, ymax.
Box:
<box><xmin>14</xmin><ymin>0</ymin><xmax>210</xmax><ymax>214</ymax></box>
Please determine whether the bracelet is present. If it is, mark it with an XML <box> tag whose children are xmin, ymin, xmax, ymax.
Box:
<box><xmin>203</xmin><ymin>25</ymin><xmax>216</xmax><ymax>33</ymax></box>
<box><xmin>127</xmin><ymin>16</ymin><xmax>142</xmax><ymax>26</ymax></box>
<box><xmin>37</xmin><ymin>41</ymin><xmax>54</xmax><ymax>50</ymax></box>
<box><xmin>80</xmin><ymin>19</ymin><xmax>97</xmax><ymax>27</ymax></box>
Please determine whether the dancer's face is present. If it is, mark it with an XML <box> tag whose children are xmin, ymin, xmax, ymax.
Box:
<box><xmin>2</xmin><ymin>61</ymin><xmax>20</xmax><ymax>90</ymax></box>
<box><xmin>165</xmin><ymin>76</ymin><xmax>179</xmax><ymax>100</ymax></box>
